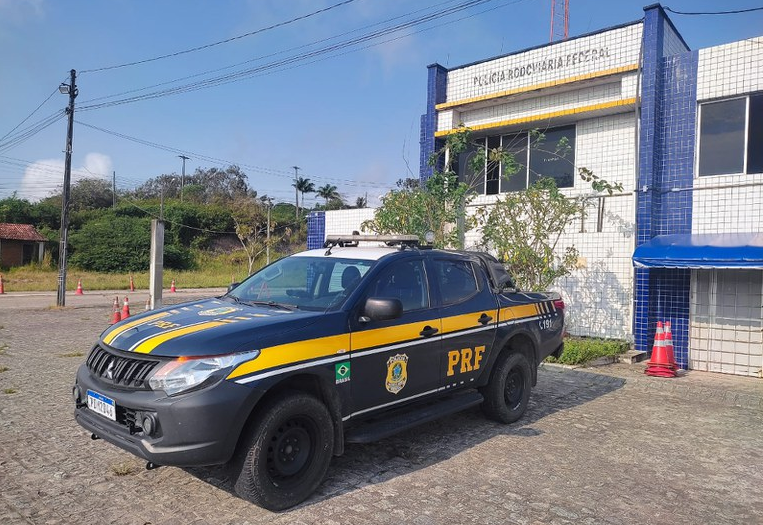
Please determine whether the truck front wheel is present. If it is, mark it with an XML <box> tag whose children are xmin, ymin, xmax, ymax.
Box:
<box><xmin>481</xmin><ymin>352</ymin><xmax>532</xmax><ymax>424</ymax></box>
<box><xmin>232</xmin><ymin>392</ymin><xmax>334</xmax><ymax>511</ymax></box>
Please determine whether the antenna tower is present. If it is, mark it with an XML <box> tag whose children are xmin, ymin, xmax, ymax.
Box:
<box><xmin>550</xmin><ymin>0</ymin><xmax>569</xmax><ymax>42</ymax></box>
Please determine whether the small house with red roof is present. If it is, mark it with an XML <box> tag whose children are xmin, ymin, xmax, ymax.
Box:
<box><xmin>0</xmin><ymin>223</ymin><xmax>46</xmax><ymax>268</ymax></box>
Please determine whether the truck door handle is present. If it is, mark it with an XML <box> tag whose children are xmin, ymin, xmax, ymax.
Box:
<box><xmin>419</xmin><ymin>326</ymin><xmax>439</xmax><ymax>338</ymax></box>
<box><xmin>478</xmin><ymin>313</ymin><xmax>493</xmax><ymax>325</ymax></box>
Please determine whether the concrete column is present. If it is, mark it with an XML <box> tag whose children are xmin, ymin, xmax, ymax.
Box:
<box><xmin>149</xmin><ymin>219</ymin><xmax>164</xmax><ymax>310</ymax></box>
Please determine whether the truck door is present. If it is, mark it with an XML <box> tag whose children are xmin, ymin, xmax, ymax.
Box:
<box><xmin>430</xmin><ymin>257</ymin><xmax>499</xmax><ymax>389</ymax></box>
<box><xmin>348</xmin><ymin>258</ymin><xmax>442</xmax><ymax>416</ymax></box>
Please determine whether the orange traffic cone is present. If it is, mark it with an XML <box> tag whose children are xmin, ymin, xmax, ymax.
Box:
<box><xmin>170</xmin><ymin>279</ymin><xmax>176</xmax><ymax>293</ymax></box>
<box><xmin>0</xmin><ymin>274</ymin><xmax>4</xmax><ymax>294</ymax></box>
<box><xmin>110</xmin><ymin>296</ymin><xmax>122</xmax><ymax>325</ymax></box>
<box><xmin>664</xmin><ymin>321</ymin><xmax>677</xmax><ymax>370</ymax></box>
<box><xmin>75</xmin><ymin>279</ymin><xmax>84</xmax><ymax>295</ymax></box>
<box><xmin>129</xmin><ymin>275</ymin><xmax>135</xmax><ymax>292</ymax></box>
<box><xmin>122</xmin><ymin>296</ymin><xmax>131</xmax><ymax>319</ymax></box>
<box><xmin>645</xmin><ymin>321</ymin><xmax>676</xmax><ymax>377</ymax></box>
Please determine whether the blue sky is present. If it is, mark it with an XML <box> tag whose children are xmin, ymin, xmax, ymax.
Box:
<box><xmin>1</xmin><ymin>0</ymin><xmax>762</xmax><ymax>208</ymax></box>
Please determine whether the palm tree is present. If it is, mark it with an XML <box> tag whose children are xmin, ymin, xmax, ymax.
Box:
<box><xmin>317</xmin><ymin>184</ymin><xmax>339</xmax><ymax>206</ymax></box>
<box><xmin>292</xmin><ymin>177</ymin><xmax>315</xmax><ymax>217</ymax></box>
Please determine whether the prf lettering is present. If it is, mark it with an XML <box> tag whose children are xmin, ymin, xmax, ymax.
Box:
<box><xmin>447</xmin><ymin>346</ymin><xmax>486</xmax><ymax>376</ymax></box>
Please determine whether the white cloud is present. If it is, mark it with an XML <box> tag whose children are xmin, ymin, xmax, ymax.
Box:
<box><xmin>19</xmin><ymin>152</ymin><xmax>113</xmax><ymax>202</ymax></box>
<box><xmin>0</xmin><ymin>0</ymin><xmax>43</xmax><ymax>22</ymax></box>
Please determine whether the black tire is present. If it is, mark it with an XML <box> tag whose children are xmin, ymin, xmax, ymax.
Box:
<box><xmin>232</xmin><ymin>392</ymin><xmax>334</xmax><ymax>511</ymax></box>
<box><xmin>481</xmin><ymin>352</ymin><xmax>532</xmax><ymax>424</ymax></box>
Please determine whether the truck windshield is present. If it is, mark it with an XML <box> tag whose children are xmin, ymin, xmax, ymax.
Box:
<box><xmin>226</xmin><ymin>256</ymin><xmax>374</xmax><ymax>311</ymax></box>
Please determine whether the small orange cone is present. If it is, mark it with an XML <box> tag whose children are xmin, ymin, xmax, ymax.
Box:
<box><xmin>0</xmin><ymin>274</ymin><xmax>4</xmax><ymax>294</ymax></box>
<box><xmin>122</xmin><ymin>296</ymin><xmax>131</xmax><ymax>319</ymax></box>
<box><xmin>75</xmin><ymin>279</ymin><xmax>84</xmax><ymax>295</ymax></box>
<box><xmin>170</xmin><ymin>279</ymin><xmax>176</xmax><ymax>293</ymax></box>
<box><xmin>664</xmin><ymin>321</ymin><xmax>677</xmax><ymax>370</ymax></box>
<box><xmin>129</xmin><ymin>275</ymin><xmax>135</xmax><ymax>292</ymax></box>
<box><xmin>110</xmin><ymin>296</ymin><xmax>122</xmax><ymax>324</ymax></box>
<box><xmin>645</xmin><ymin>321</ymin><xmax>676</xmax><ymax>377</ymax></box>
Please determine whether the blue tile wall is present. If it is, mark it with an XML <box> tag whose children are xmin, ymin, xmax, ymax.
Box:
<box><xmin>420</xmin><ymin>64</ymin><xmax>448</xmax><ymax>183</ymax></box>
<box><xmin>306</xmin><ymin>211</ymin><xmax>325</xmax><ymax>250</ymax></box>
<box><xmin>634</xmin><ymin>6</ymin><xmax>695</xmax><ymax>364</ymax></box>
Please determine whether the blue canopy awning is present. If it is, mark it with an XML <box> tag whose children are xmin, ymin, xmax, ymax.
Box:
<box><xmin>633</xmin><ymin>233</ymin><xmax>763</xmax><ymax>269</ymax></box>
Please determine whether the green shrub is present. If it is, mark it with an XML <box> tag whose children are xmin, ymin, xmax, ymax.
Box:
<box><xmin>546</xmin><ymin>337</ymin><xmax>630</xmax><ymax>366</ymax></box>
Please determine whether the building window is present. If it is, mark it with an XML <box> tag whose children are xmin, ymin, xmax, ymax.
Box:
<box><xmin>698</xmin><ymin>94</ymin><xmax>763</xmax><ymax>176</ymax></box>
<box><xmin>456</xmin><ymin>125</ymin><xmax>575</xmax><ymax>194</ymax></box>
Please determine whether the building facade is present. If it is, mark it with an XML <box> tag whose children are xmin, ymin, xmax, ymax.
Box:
<box><xmin>309</xmin><ymin>4</ymin><xmax>763</xmax><ymax>377</ymax></box>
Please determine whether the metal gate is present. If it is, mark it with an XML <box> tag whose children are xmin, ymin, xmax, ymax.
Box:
<box><xmin>690</xmin><ymin>269</ymin><xmax>763</xmax><ymax>377</ymax></box>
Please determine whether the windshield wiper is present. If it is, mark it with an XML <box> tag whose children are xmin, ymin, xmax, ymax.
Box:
<box><xmin>240</xmin><ymin>300</ymin><xmax>297</xmax><ymax>311</ymax></box>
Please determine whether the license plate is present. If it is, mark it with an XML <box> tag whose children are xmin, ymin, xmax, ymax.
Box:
<box><xmin>86</xmin><ymin>389</ymin><xmax>116</xmax><ymax>421</ymax></box>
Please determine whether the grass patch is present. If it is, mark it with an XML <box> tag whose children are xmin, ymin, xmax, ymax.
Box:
<box><xmin>0</xmin><ymin>366</ymin><xmax>8</xmax><ymax>373</ymax></box>
<box><xmin>60</xmin><ymin>352</ymin><xmax>85</xmax><ymax>358</ymax></box>
<box><xmin>546</xmin><ymin>337</ymin><xmax>630</xmax><ymax>366</ymax></box>
<box><xmin>3</xmin><ymin>388</ymin><xmax>18</xmax><ymax>394</ymax></box>
<box><xmin>110</xmin><ymin>461</ymin><xmax>139</xmax><ymax>476</ymax></box>
<box><xmin>1</xmin><ymin>249</ymin><xmax>298</xmax><ymax>292</ymax></box>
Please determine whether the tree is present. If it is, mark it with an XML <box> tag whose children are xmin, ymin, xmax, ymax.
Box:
<box><xmin>230</xmin><ymin>196</ymin><xmax>270</xmax><ymax>274</ymax></box>
<box><xmin>474</xmin><ymin>178</ymin><xmax>582</xmax><ymax>291</ymax></box>
<box><xmin>70</xmin><ymin>177</ymin><xmax>114</xmax><ymax>211</ymax></box>
<box><xmin>292</xmin><ymin>177</ymin><xmax>315</xmax><ymax>217</ymax></box>
<box><xmin>317</xmin><ymin>184</ymin><xmax>339</xmax><ymax>206</ymax></box>
<box><xmin>355</xmin><ymin>196</ymin><xmax>367</xmax><ymax>208</ymax></box>
<box><xmin>362</xmin><ymin>128</ymin><xmax>473</xmax><ymax>248</ymax></box>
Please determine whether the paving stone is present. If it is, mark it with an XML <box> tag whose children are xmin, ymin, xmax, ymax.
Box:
<box><xmin>1</xmin><ymin>303</ymin><xmax>762</xmax><ymax>524</ymax></box>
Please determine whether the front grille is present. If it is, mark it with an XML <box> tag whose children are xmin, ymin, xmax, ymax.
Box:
<box><xmin>86</xmin><ymin>345</ymin><xmax>160</xmax><ymax>389</ymax></box>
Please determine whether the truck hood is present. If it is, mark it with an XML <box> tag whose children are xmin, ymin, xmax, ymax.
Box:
<box><xmin>99</xmin><ymin>298</ymin><xmax>327</xmax><ymax>358</ymax></box>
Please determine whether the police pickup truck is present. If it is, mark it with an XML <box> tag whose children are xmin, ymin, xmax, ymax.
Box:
<box><xmin>73</xmin><ymin>234</ymin><xmax>564</xmax><ymax>510</ymax></box>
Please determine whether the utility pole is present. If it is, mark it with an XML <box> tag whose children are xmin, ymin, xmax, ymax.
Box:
<box><xmin>178</xmin><ymin>155</ymin><xmax>190</xmax><ymax>202</ymax></box>
<box><xmin>56</xmin><ymin>69</ymin><xmax>77</xmax><ymax>307</ymax></box>
<box><xmin>266</xmin><ymin>201</ymin><xmax>271</xmax><ymax>265</ymax></box>
<box><xmin>292</xmin><ymin>165</ymin><xmax>300</xmax><ymax>220</ymax></box>
<box><xmin>112</xmin><ymin>171</ymin><xmax>116</xmax><ymax>209</ymax></box>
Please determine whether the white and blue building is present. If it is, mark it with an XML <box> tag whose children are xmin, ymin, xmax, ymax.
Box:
<box><xmin>309</xmin><ymin>4</ymin><xmax>763</xmax><ymax>377</ymax></box>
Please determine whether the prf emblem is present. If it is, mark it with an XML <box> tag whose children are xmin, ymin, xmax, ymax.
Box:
<box><xmin>385</xmin><ymin>353</ymin><xmax>408</xmax><ymax>394</ymax></box>
<box><xmin>447</xmin><ymin>346</ymin><xmax>486</xmax><ymax>376</ymax></box>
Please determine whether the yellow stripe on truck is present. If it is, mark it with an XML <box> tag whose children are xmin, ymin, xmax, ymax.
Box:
<box><xmin>102</xmin><ymin>312</ymin><xmax>171</xmax><ymax>345</ymax></box>
<box><xmin>132</xmin><ymin>321</ymin><xmax>228</xmax><ymax>354</ymax></box>
<box><xmin>227</xmin><ymin>333</ymin><xmax>351</xmax><ymax>380</ymax></box>
<box><xmin>441</xmin><ymin>311</ymin><xmax>498</xmax><ymax>334</ymax></box>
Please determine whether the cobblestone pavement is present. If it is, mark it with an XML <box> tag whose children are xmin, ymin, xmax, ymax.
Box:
<box><xmin>0</xmin><ymin>299</ymin><xmax>761</xmax><ymax>525</ymax></box>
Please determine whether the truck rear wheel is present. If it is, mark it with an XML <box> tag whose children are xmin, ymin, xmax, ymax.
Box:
<box><xmin>481</xmin><ymin>352</ymin><xmax>532</xmax><ymax>424</ymax></box>
<box><xmin>232</xmin><ymin>392</ymin><xmax>334</xmax><ymax>511</ymax></box>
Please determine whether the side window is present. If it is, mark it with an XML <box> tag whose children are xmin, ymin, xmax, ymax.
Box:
<box><xmin>434</xmin><ymin>259</ymin><xmax>479</xmax><ymax>305</ymax></box>
<box><xmin>327</xmin><ymin>262</ymin><xmax>370</xmax><ymax>294</ymax></box>
<box><xmin>368</xmin><ymin>260</ymin><xmax>429</xmax><ymax>312</ymax></box>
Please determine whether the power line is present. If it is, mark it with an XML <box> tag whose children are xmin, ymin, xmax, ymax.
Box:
<box><xmin>80</xmin><ymin>0</ymin><xmax>362</xmax><ymax>74</ymax></box>
<box><xmin>0</xmin><ymin>85</ymin><xmax>62</xmax><ymax>143</ymax></box>
<box><xmin>75</xmin><ymin>120</ymin><xmax>398</xmax><ymax>188</ymax></box>
<box><xmin>663</xmin><ymin>5</ymin><xmax>763</xmax><ymax>15</ymax></box>
<box><xmin>0</xmin><ymin>110</ymin><xmax>66</xmax><ymax>153</ymax></box>
<box><xmin>76</xmin><ymin>0</ymin><xmax>499</xmax><ymax>111</ymax></box>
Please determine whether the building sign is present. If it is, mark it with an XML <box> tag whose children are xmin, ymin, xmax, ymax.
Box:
<box><xmin>444</xmin><ymin>23</ymin><xmax>642</xmax><ymax>103</ymax></box>
<box><xmin>473</xmin><ymin>47</ymin><xmax>610</xmax><ymax>87</ymax></box>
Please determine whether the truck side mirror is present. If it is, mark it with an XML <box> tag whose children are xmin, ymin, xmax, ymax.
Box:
<box><xmin>360</xmin><ymin>297</ymin><xmax>403</xmax><ymax>323</ymax></box>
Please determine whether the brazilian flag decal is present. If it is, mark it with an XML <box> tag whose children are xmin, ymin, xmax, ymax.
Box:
<box><xmin>335</xmin><ymin>361</ymin><xmax>351</xmax><ymax>384</ymax></box>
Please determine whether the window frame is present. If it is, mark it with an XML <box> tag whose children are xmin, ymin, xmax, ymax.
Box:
<box><xmin>459</xmin><ymin>124</ymin><xmax>576</xmax><ymax>195</ymax></box>
<box><xmin>696</xmin><ymin>94</ymin><xmax>763</xmax><ymax>177</ymax></box>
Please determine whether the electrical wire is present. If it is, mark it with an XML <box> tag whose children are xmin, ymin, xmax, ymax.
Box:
<box><xmin>0</xmin><ymin>110</ymin><xmax>66</xmax><ymax>153</ymax></box>
<box><xmin>78</xmin><ymin>0</ymin><xmax>468</xmax><ymax>106</ymax></box>
<box><xmin>663</xmin><ymin>5</ymin><xmax>763</xmax><ymax>15</ymax></box>
<box><xmin>79</xmin><ymin>0</ymin><xmax>362</xmax><ymax>74</ymax></box>
<box><xmin>0</xmin><ymin>85</ymin><xmax>63</xmax><ymax>143</ymax></box>
<box><xmin>75</xmin><ymin>120</ymin><xmax>398</xmax><ymax>189</ymax></box>
<box><xmin>77</xmin><ymin>0</ymin><xmax>500</xmax><ymax>111</ymax></box>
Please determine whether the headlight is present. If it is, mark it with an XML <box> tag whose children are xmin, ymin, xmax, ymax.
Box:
<box><xmin>149</xmin><ymin>350</ymin><xmax>259</xmax><ymax>396</ymax></box>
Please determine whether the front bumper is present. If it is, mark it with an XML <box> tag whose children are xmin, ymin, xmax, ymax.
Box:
<box><xmin>73</xmin><ymin>364</ymin><xmax>263</xmax><ymax>466</ymax></box>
